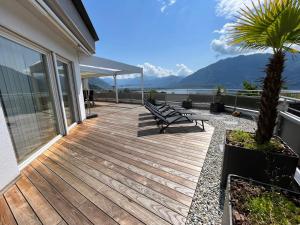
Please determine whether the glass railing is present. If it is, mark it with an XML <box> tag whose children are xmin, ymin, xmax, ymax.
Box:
<box><xmin>92</xmin><ymin>88</ymin><xmax>300</xmax><ymax>116</ymax></box>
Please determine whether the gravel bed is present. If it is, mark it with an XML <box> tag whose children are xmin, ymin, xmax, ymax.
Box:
<box><xmin>185</xmin><ymin>110</ymin><xmax>256</xmax><ymax>225</ymax></box>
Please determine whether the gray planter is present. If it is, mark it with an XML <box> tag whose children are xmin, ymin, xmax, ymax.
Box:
<box><xmin>222</xmin><ymin>175</ymin><xmax>300</xmax><ymax>225</ymax></box>
<box><xmin>221</xmin><ymin>130</ymin><xmax>299</xmax><ymax>189</ymax></box>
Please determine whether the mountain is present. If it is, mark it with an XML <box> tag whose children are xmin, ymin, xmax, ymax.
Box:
<box><xmin>102</xmin><ymin>75</ymin><xmax>183</xmax><ymax>89</ymax></box>
<box><xmin>88</xmin><ymin>53</ymin><xmax>300</xmax><ymax>90</ymax></box>
<box><xmin>88</xmin><ymin>77</ymin><xmax>111</xmax><ymax>90</ymax></box>
<box><xmin>179</xmin><ymin>53</ymin><xmax>300</xmax><ymax>89</ymax></box>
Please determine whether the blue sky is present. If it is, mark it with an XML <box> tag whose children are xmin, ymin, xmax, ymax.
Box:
<box><xmin>82</xmin><ymin>0</ymin><xmax>251</xmax><ymax>77</ymax></box>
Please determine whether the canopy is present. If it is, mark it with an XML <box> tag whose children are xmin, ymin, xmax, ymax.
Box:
<box><xmin>79</xmin><ymin>55</ymin><xmax>144</xmax><ymax>104</ymax></box>
<box><xmin>79</xmin><ymin>55</ymin><xmax>142</xmax><ymax>78</ymax></box>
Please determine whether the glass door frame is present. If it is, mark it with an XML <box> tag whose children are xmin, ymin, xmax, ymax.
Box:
<box><xmin>0</xmin><ymin>27</ymin><xmax>67</xmax><ymax>167</ymax></box>
<box><xmin>53</xmin><ymin>54</ymin><xmax>79</xmax><ymax>134</ymax></box>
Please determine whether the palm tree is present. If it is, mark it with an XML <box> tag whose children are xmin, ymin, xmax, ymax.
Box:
<box><xmin>230</xmin><ymin>0</ymin><xmax>300</xmax><ymax>144</ymax></box>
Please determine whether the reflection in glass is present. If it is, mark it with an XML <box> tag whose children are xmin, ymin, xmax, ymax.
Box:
<box><xmin>57</xmin><ymin>61</ymin><xmax>75</xmax><ymax>126</ymax></box>
<box><xmin>0</xmin><ymin>36</ymin><xmax>58</xmax><ymax>163</ymax></box>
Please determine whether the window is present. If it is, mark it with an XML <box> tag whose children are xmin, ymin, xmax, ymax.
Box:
<box><xmin>56</xmin><ymin>60</ymin><xmax>75</xmax><ymax>126</ymax></box>
<box><xmin>0</xmin><ymin>36</ymin><xmax>58</xmax><ymax>163</ymax></box>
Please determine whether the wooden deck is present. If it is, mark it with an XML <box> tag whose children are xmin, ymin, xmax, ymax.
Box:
<box><xmin>0</xmin><ymin>102</ymin><xmax>214</xmax><ymax>225</ymax></box>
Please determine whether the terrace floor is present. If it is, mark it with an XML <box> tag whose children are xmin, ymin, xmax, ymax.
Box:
<box><xmin>0</xmin><ymin>102</ymin><xmax>214</xmax><ymax>225</ymax></box>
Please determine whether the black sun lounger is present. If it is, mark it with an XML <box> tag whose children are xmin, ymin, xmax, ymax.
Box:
<box><xmin>146</xmin><ymin>101</ymin><xmax>194</xmax><ymax>117</ymax></box>
<box><xmin>145</xmin><ymin>102</ymin><xmax>209</xmax><ymax>133</ymax></box>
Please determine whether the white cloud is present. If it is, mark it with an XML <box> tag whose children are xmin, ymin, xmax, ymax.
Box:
<box><xmin>175</xmin><ymin>64</ymin><xmax>193</xmax><ymax>76</ymax></box>
<box><xmin>211</xmin><ymin>22</ymin><xmax>242</xmax><ymax>55</ymax></box>
<box><xmin>138</xmin><ymin>62</ymin><xmax>193</xmax><ymax>77</ymax></box>
<box><xmin>216</xmin><ymin>0</ymin><xmax>254</xmax><ymax>19</ymax></box>
<box><xmin>158</xmin><ymin>0</ymin><xmax>177</xmax><ymax>13</ymax></box>
<box><xmin>211</xmin><ymin>23</ymin><xmax>269</xmax><ymax>56</ymax></box>
<box><xmin>211</xmin><ymin>38</ymin><xmax>241</xmax><ymax>56</ymax></box>
<box><xmin>212</xmin><ymin>1</ymin><xmax>270</xmax><ymax>56</ymax></box>
<box><xmin>139</xmin><ymin>62</ymin><xmax>173</xmax><ymax>77</ymax></box>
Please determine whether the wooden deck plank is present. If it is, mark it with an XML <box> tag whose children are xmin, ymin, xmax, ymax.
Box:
<box><xmin>72</xmin><ymin>130</ymin><xmax>202</xmax><ymax>180</ymax></box>
<box><xmin>0</xmin><ymin>103</ymin><xmax>214</xmax><ymax>225</ymax></box>
<box><xmin>61</xmin><ymin>135</ymin><xmax>198</xmax><ymax>189</ymax></box>
<box><xmin>55</xmin><ymin>142</ymin><xmax>193</xmax><ymax>207</ymax></box>
<box><xmin>23</xmin><ymin>166</ymin><xmax>93</xmax><ymax>225</ymax></box>
<box><xmin>16</xmin><ymin>176</ymin><xmax>63</xmax><ymax>225</ymax></box>
<box><xmin>37</xmin><ymin>154</ymin><xmax>143</xmax><ymax>225</ymax></box>
<box><xmin>30</xmin><ymin>159</ymin><xmax>118</xmax><ymax>225</ymax></box>
<box><xmin>61</xmin><ymin>133</ymin><xmax>201</xmax><ymax>181</ymax></box>
<box><xmin>82</xmin><ymin>119</ymin><xmax>211</xmax><ymax>160</ymax></box>
<box><xmin>0</xmin><ymin>195</ymin><xmax>17</xmax><ymax>225</ymax></box>
<box><xmin>50</xmin><ymin>144</ymin><xmax>190</xmax><ymax>217</ymax></box>
<box><xmin>42</xmin><ymin>151</ymin><xmax>174</xmax><ymax>225</ymax></box>
<box><xmin>54</xmin><ymin>144</ymin><xmax>189</xmax><ymax>216</ymax></box>
<box><xmin>79</xmin><ymin>123</ymin><xmax>207</xmax><ymax>160</ymax></box>
<box><xmin>59</xmin><ymin>138</ymin><xmax>196</xmax><ymax>197</ymax></box>
<box><xmin>47</xmin><ymin>147</ymin><xmax>187</xmax><ymax>225</ymax></box>
<box><xmin>4</xmin><ymin>185</ymin><xmax>42</xmax><ymax>225</ymax></box>
<box><xmin>83</xmin><ymin>119</ymin><xmax>210</xmax><ymax>150</ymax></box>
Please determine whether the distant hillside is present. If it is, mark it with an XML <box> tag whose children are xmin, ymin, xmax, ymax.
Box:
<box><xmin>102</xmin><ymin>75</ymin><xmax>183</xmax><ymax>89</ymax></box>
<box><xmin>179</xmin><ymin>53</ymin><xmax>300</xmax><ymax>89</ymax></box>
<box><xmin>89</xmin><ymin>53</ymin><xmax>300</xmax><ymax>90</ymax></box>
<box><xmin>88</xmin><ymin>77</ymin><xmax>111</xmax><ymax>90</ymax></box>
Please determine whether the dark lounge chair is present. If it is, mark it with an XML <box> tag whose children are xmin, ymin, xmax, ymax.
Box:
<box><xmin>145</xmin><ymin>101</ymin><xmax>194</xmax><ymax>117</ymax></box>
<box><xmin>145</xmin><ymin>101</ymin><xmax>208</xmax><ymax>133</ymax></box>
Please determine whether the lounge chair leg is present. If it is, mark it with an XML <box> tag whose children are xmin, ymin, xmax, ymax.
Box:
<box><xmin>202</xmin><ymin>120</ymin><xmax>205</xmax><ymax>131</ymax></box>
<box><xmin>160</xmin><ymin>124</ymin><xmax>169</xmax><ymax>133</ymax></box>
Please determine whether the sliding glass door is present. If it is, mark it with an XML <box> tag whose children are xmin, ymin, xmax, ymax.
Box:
<box><xmin>0</xmin><ymin>36</ymin><xmax>58</xmax><ymax>163</ymax></box>
<box><xmin>56</xmin><ymin>60</ymin><xmax>75</xmax><ymax>127</ymax></box>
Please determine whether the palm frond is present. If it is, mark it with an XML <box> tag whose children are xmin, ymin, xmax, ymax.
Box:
<box><xmin>230</xmin><ymin>0</ymin><xmax>300</xmax><ymax>53</ymax></box>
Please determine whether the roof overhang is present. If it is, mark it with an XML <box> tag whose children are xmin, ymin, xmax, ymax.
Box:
<box><xmin>80</xmin><ymin>55</ymin><xmax>143</xmax><ymax>79</ymax></box>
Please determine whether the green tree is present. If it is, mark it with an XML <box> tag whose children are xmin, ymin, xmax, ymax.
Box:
<box><xmin>243</xmin><ymin>80</ymin><xmax>258</xmax><ymax>91</ymax></box>
<box><xmin>231</xmin><ymin>0</ymin><xmax>300</xmax><ymax>144</ymax></box>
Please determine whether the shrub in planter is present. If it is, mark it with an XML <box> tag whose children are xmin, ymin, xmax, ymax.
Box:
<box><xmin>222</xmin><ymin>175</ymin><xmax>300</xmax><ymax>225</ymax></box>
<box><xmin>147</xmin><ymin>89</ymin><xmax>157</xmax><ymax>105</ymax></box>
<box><xmin>221</xmin><ymin>130</ymin><xmax>299</xmax><ymax>189</ymax></box>
<box><xmin>210</xmin><ymin>86</ymin><xmax>225</xmax><ymax>113</ymax></box>
<box><xmin>182</xmin><ymin>96</ymin><xmax>192</xmax><ymax>109</ymax></box>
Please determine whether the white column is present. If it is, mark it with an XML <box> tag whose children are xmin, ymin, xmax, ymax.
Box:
<box><xmin>114</xmin><ymin>74</ymin><xmax>119</xmax><ymax>103</ymax></box>
<box><xmin>141</xmin><ymin>70</ymin><xmax>144</xmax><ymax>105</ymax></box>
<box><xmin>82</xmin><ymin>78</ymin><xmax>90</xmax><ymax>91</ymax></box>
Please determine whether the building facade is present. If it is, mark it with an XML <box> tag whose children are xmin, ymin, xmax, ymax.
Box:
<box><xmin>0</xmin><ymin>0</ymin><xmax>99</xmax><ymax>191</ymax></box>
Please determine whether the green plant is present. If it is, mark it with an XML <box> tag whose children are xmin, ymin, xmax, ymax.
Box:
<box><xmin>243</xmin><ymin>80</ymin><xmax>258</xmax><ymax>91</ymax></box>
<box><xmin>228</xmin><ymin>130</ymin><xmax>284</xmax><ymax>152</ymax></box>
<box><xmin>230</xmin><ymin>0</ymin><xmax>300</xmax><ymax>144</ymax></box>
<box><xmin>147</xmin><ymin>89</ymin><xmax>157</xmax><ymax>104</ymax></box>
<box><xmin>215</xmin><ymin>85</ymin><xmax>225</xmax><ymax>95</ymax></box>
<box><xmin>185</xmin><ymin>96</ymin><xmax>192</xmax><ymax>102</ymax></box>
<box><xmin>246</xmin><ymin>192</ymin><xmax>300</xmax><ymax>225</ymax></box>
<box><xmin>123</xmin><ymin>88</ymin><xmax>131</xmax><ymax>93</ymax></box>
<box><xmin>214</xmin><ymin>85</ymin><xmax>225</xmax><ymax>103</ymax></box>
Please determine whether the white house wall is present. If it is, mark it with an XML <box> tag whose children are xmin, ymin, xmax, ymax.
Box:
<box><xmin>0</xmin><ymin>104</ymin><xmax>19</xmax><ymax>191</ymax></box>
<box><xmin>0</xmin><ymin>0</ymin><xmax>87</xmax><ymax>190</ymax></box>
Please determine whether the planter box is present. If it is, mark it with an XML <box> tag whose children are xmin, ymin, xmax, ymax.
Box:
<box><xmin>210</xmin><ymin>102</ymin><xmax>225</xmax><ymax>113</ymax></box>
<box><xmin>147</xmin><ymin>98</ymin><xmax>156</xmax><ymax>105</ymax></box>
<box><xmin>288</xmin><ymin>102</ymin><xmax>300</xmax><ymax>117</ymax></box>
<box><xmin>182</xmin><ymin>101</ymin><xmax>192</xmax><ymax>109</ymax></box>
<box><xmin>222</xmin><ymin>175</ymin><xmax>300</xmax><ymax>225</ymax></box>
<box><xmin>221</xmin><ymin>130</ymin><xmax>299</xmax><ymax>189</ymax></box>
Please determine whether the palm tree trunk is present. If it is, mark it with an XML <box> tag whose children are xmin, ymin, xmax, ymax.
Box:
<box><xmin>255</xmin><ymin>51</ymin><xmax>285</xmax><ymax>144</ymax></box>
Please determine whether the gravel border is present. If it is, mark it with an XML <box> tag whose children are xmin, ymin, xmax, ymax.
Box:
<box><xmin>185</xmin><ymin>110</ymin><xmax>256</xmax><ymax>225</ymax></box>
